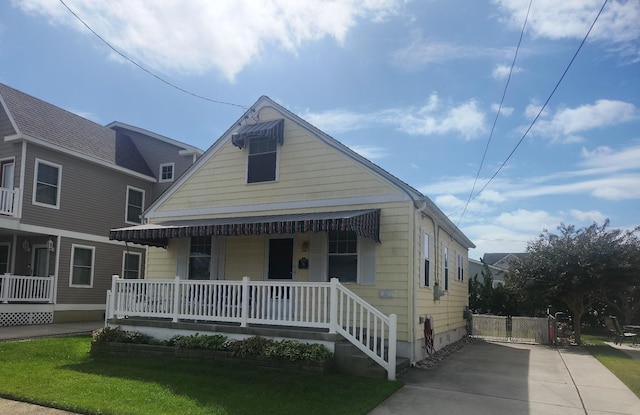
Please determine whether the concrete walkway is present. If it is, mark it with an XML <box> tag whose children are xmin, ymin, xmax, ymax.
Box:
<box><xmin>370</xmin><ymin>340</ymin><xmax>640</xmax><ymax>415</ymax></box>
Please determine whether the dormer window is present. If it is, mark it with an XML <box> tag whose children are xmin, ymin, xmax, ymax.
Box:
<box><xmin>159</xmin><ymin>163</ymin><xmax>174</xmax><ymax>183</ymax></box>
<box><xmin>248</xmin><ymin>136</ymin><xmax>277</xmax><ymax>183</ymax></box>
<box><xmin>231</xmin><ymin>119</ymin><xmax>284</xmax><ymax>184</ymax></box>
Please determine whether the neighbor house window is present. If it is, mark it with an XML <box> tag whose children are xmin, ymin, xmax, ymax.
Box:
<box><xmin>457</xmin><ymin>253</ymin><xmax>464</xmax><ymax>281</ymax></box>
<box><xmin>422</xmin><ymin>233</ymin><xmax>430</xmax><ymax>287</ymax></box>
<box><xmin>126</xmin><ymin>186</ymin><xmax>144</xmax><ymax>224</ymax></box>
<box><xmin>443</xmin><ymin>246</ymin><xmax>449</xmax><ymax>290</ymax></box>
<box><xmin>189</xmin><ymin>236</ymin><xmax>211</xmax><ymax>280</ymax></box>
<box><xmin>0</xmin><ymin>243</ymin><xmax>9</xmax><ymax>274</ymax></box>
<box><xmin>328</xmin><ymin>230</ymin><xmax>358</xmax><ymax>283</ymax></box>
<box><xmin>247</xmin><ymin>136</ymin><xmax>277</xmax><ymax>183</ymax></box>
<box><xmin>33</xmin><ymin>159</ymin><xmax>62</xmax><ymax>208</ymax></box>
<box><xmin>123</xmin><ymin>252</ymin><xmax>142</xmax><ymax>279</ymax></box>
<box><xmin>70</xmin><ymin>244</ymin><xmax>94</xmax><ymax>287</ymax></box>
<box><xmin>159</xmin><ymin>163</ymin><xmax>174</xmax><ymax>183</ymax></box>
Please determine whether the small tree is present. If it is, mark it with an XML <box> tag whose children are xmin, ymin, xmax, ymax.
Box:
<box><xmin>508</xmin><ymin>221</ymin><xmax>639</xmax><ymax>344</ymax></box>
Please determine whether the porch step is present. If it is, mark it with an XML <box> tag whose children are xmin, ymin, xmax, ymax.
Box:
<box><xmin>334</xmin><ymin>340</ymin><xmax>409</xmax><ymax>380</ymax></box>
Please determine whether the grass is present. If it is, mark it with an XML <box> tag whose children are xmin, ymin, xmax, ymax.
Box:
<box><xmin>0</xmin><ymin>336</ymin><xmax>402</xmax><ymax>415</ymax></box>
<box><xmin>581</xmin><ymin>333</ymin><xmax>640</xmax><ymax>398</ymax></box>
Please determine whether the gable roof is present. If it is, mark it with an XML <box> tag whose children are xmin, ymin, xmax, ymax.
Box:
<box><xmin>482</xmin><ymin>253</ymin><xmax>528</xmax><ymax>267</ymax></box>
<box><xmin>147</xmin><ymin>95</ymin><xmax>475</xmax><ymax>249</ymax></box>
<box><xmin>0</xmin><ymin>83</ymin><xmax>202</xmax><ymax>180</ymax></box>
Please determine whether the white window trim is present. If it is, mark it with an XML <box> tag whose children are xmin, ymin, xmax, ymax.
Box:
<box><xmin>443</xmin><ymin>245</ymin><xmax>449</xmax><ymax>291</ymax></box>
<box><xmin>159</xmin><ymin>162</ymin><xmax>175</xmax><ymax>183</ymax></box>
<box><xmin>245</xmin><ymin>137</ymin><xmax>280</xmax><ymax>184</ymax></box>
<box><xmin>122</xmin><ymin>251</ymin><xmax>142</xmax><ymax>279</ymax></box>
<box><xmin>69</xmin><ymin>244</ymin><xmax>95</xmax><ymax>288</ymax></box>
<box><xmin>420</xmin><ymin>232</ymin><xmax>432</xmax><ymax>288</ymax></box>
<box><xmin>32</xmin><ymin>158</ymin><xmax>62</xmax><ymax>209</ymax></box>
<box><xmin>457</xmin><ymin>252</ymin><xmax>464</xmax><ymax>281</ymax></box>
<box><xmin>125</xmin><ymin>185</ymin><xmax>145</xmax><ymax>225</ymax></box>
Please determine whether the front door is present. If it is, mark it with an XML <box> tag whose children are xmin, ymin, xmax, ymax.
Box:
<box><xmin>32</xmin><ymin>246</ymin><xmax>49</xmax><ymax>277</ymax></box>
<box><xmin>268</xmin><ymin>238</ymin><xmax>293</xmax><ymax>280</ymax></box>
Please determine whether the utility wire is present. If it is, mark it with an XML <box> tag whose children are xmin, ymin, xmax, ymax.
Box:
<box><xmin>59</xmin><ymin>0</ymin><xmax>249</xmax><ymax>110</ymax></box>
<box><xmin>468</xmin><ymin>0</ymin><xmax>609</xmax><ymax>206</ymax></box>
<box><xmin>456</xmin><ymin>0</ymin><xmax>533</xmax><ymax>226</ymax></box>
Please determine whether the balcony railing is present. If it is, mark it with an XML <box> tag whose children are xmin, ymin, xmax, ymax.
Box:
<box><xmin>0</xmin><ymin>274</ymin><xmax>54</xmax><ymax>303</ymax></box>
<box><xmin>106</xmin><ymin>276</ymin><xmax>397</xmax><ymax>380</ymax></box>
<box><xmin>0</xmin><ymin>187</ymin><xmax>18</xmax><ymax>216</ymax></box>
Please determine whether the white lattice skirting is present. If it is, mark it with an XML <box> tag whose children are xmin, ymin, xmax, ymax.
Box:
<box><xmin>0</xmin><ymin>312</ymin><xmax>54</xmax><ymax>326</ymax></box>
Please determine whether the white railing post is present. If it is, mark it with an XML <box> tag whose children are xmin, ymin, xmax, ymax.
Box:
<box><xmin>329</xmin><ymin>278</ymin><xmax>338</xmax><ymax>334</ymax></box>
<box><xmin>172</xmin><ymin>276</ymin><xmax>181</xmax><ymax>322</ymax></box>
<box><xmin>387</xmin><ymin>313</ymin><xmax>397</xmax><ymax>381</ymax></box>
<box><xmin>107</xmin><ymin>275</ymin><xmax>118</xmax><ymax>320</ymax></box>
<box><xmin>241</xmin><ymin>276</ymin><xmax>250</xmax><ymax>327</ymax></box>
<box><xmin>1</xmin><ymin>274</ymin><xmax>8</xmax><ymax>303</ymax></box>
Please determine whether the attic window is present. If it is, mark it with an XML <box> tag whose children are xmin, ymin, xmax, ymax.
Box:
<box><xmin>231</xmin><ymin>119</ymin><xmax>284</xmax><ymax>149</ymax></box>
<box><xmin>247</xmin><ymin>136</ymin><xmax>277</xmax><ymax>183</ymax></box>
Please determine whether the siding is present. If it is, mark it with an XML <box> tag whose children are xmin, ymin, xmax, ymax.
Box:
<box><xmin>21</xmin><ymin>144</ymin><xmax>154</xmax><ymax>235</ymax></box>
<box><xmin>156</xmin><ymin>111</ymin><xmax>400</xmax><ymax>212</ymax></box>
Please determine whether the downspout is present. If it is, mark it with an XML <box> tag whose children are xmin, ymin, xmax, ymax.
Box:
<box><xmin>411</xmin><ymin>200</ymin><xmax>428</xmax><ymax>365</ymax></box>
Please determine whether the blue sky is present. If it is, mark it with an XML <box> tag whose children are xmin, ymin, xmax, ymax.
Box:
<box><xmin>1</xmin><ymin>0</ymin><xmax>638</xmax><ymax>259</ymax></box>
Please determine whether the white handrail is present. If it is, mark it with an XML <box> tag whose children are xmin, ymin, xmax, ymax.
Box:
<box><xmin>105</xmin><ymin>276</ymin><xmax>398</xmax><ymax>380</ymax></box>
<box><xmin>0</xmin><ymin>274</ymin><xmax>53</xmax><ymax>303</ymax></box>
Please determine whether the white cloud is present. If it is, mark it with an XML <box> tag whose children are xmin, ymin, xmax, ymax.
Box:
<box><xmin>494</xmin><ymin>209</ymin><xmax>562</xmax><ymax>232</ymax></box>
<box><xmin>347</xmin><ymin>144</ymin><xmax>388</xmax><ymax>160</ymax></box>
<box><xmin>570</xmin><ymin>209</ymin><xmax>607</xmax><ymax>223</ymax></box>
<box><xmin>579</xmin><ymin>144</ymin><xmax>640</xmax><ymax>173</ymax></box>
<box><xmin>14</xmin><ymin>0</ymin><xmax>406</xmax><ymax>80</ymax></box>
<box><xmin>493</xmin><ymin>0</ymin><xmax>640</xmax><ymax>61</ymax></box>
<box><xmin>491</xmin><ymin>63</ymin><xmax>522</xmax><ymax>80</ymax></box>
<box><xmin>491</xmin><ymin>103</ymin><xmax>514</xmax><ymax>116</ymax></box>
<box><xmin>527</xmin><ymin>99</ymin><xmax>638</xmax><ymax>143</ymax></box>
<box><xmin>301</xmin><ymin>93</ymin><xmax>488</xmax><ymax>140</ymax></box>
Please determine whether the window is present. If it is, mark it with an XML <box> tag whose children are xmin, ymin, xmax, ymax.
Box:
<box><xmin>247</xmin><ymin>136</ymin><xmax>277</xmax><ymax>183</ymax></box>
<box><xmin>328</xmin><ymin>230</ymin><xmax>358</xmax><ymax>283</ymax></box>
<box><xmin>0</xmin><ymin>243</ymin><xmax>9</xmax><ymax>274</ymax></box>
<box><xmin>159</xmin><ymin>163</ymin><xmax>175</xmax><ymax>183</ymax></box>
<box><xmin>33</xmin><ymin>159</ymin><xmax>61</xmax><ymax>208</ymax></box>
<box><xmin>457</xmin><ymin>253</ymin><xmax>464</xmax><ymax>281</ymax></box>
<box><xmin>189</xmin><ymin>236</ymin><xmax>211</xmax><ymax>280</ymax></box>
<box><xmin>443</xmin><ymin>246</ymin><xmax>449</xmax><ymax>290</ymax></box>
<box><xmin>422</xmin><ymin>233</ymin><xmax>430</xmax><ymax>287</ymax></box>
<box><xmin>1</xmin><ymin>159</ymin><xmax>15</xmax><ymax>189</ymax></box>
<box><xmin>126</xmin><ymin>186</ymin><xmax>145</xmax><ymax>224</ymax></box>
<box><xmin>70</xmin><ymin>245</ymin><xmax>94</xmax><ymax>287</ymax></box>
<box><xmin>123</xmin><ymin>252</ymin><xmax>142</xmax><ymax>279</ymax></box>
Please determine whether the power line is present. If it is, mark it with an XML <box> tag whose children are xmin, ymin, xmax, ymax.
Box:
<box><xmin>58</xmin><ymin>0</ymin><xmax>249</xmax><ymax>110</ymax></box>
<box><xmin>456</xmin><ymin>0</ymin><xmax>533</xmax><ymax>226</ymax></box>
<box><xmin>468</xmin><ymin>0</ymin><xmax>609</xmax><ymax>206</ymax></box>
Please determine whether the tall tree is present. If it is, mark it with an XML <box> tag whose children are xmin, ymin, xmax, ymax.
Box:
<box><xmin>507</xmin><ymin>221</ymin><xmax>639</xmax><ymax>344</ymax></box>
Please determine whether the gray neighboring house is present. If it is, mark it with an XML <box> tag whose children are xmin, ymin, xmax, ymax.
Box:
<box><xmin>0</xmin><ymin>83</ymin><xmax>202</xmax><ymax>326</ymax></box>
<box><xmin>476</xmin><ymin>253</ymin><xmax>528</xmax><ymax>286</ymax></box>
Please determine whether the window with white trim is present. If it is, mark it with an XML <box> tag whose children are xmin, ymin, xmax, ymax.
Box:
<box><xmin>328</xmin><ymin>230</ymin><xmax>357</xmax><ymax>283</ymax></box>
<box><xmin>126</xmin><ymin>186</ymin><xmax>145</xmax><ymax>224</ymax></box>
<box><xmin>457</xmin><ymin>253</ymin><xmax>464</xmax><ymax>281</ymax></box>
<box><xmin>159</xmin><ymin>163</ymin><xmax>175</xmax><ymax>183</ymax></box>
<box><xmin>189</xmin><ymin>236</ymin><xmax>211</xmax><ymax>280</ymax></box>
<box><xmin>33</xmin><ymin>159</ymin><xmax>62</xmax><ymax>208</ymax></box>
<box><xmin>70</xmin><ymin>244</ymin><xmax>94</xmax><ymax>287</ymax></box>
<box><xmin>247</xmin><ymin>136</ymin><xmax>277</xmax><ymax>183</ymax></box>
<box><xmin>123</xmin><ymin>251</ymin><xmax>142</xmax><ymax>279</ymax></box>
<box><xmin>443</xmin><ymin>246</ymin><xmax>449</xmax><ymax>290</ymax></box>
<box><xmin>422</xmin><ymin>232</ymin><xmax>431</xmax><ymax>287</ymax></box>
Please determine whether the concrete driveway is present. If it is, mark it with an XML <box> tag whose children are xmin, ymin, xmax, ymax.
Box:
<box><xmin>370</xmin><ymin>341</ymin><xmax>640</xmax><ymax>415</ymax></box>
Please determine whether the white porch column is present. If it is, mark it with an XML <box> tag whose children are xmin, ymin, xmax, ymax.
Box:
<box><xmin>241</xmin><ymin>276</ymin><xmax>250</xmax><ymax>327</ymax></box>
<box><xmin>387</xmin><ymin>313</ymin><xmax>397</xmax><ymax>381</ymax></box>
<box><xmin>329</xmin><ymin>278</ymin><xmax>338</xmax><ymax>334</ymax></box>
<box><xmin>106</xmin><ymin>275</ymin><xmax>118</xmax><ymax>320</ymax></box>
<box><xmin>172</xmin><ymin>276</ymin><xmax>181</xmax><ymax>322</ymax></box>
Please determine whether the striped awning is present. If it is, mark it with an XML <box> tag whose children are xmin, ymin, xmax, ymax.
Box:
<box><xmin>109</xmin><ymin>209</ymin><xmax>381</xmax><ymax>248</ymax></box>
<box><xmin>231</xmin><ymin>119</ymin><xmax>285</xmax><ymax>149</ymax></box>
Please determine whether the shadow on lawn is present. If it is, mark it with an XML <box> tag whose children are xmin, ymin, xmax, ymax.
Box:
<box><xmin>63</xmin><ymin>354</ymin><xmax>401</xmax><ymax>415</ymax></box>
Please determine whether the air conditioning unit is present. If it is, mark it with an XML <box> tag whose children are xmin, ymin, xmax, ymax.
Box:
<box><xmin>433</xmin><ymin>282</ymin><xmax>445</xmax><ymax>300</ymax></box>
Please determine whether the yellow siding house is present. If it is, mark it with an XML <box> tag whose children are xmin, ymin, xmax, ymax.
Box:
<box><xmin>110</xmin><ymin>96</ymin><xmax>475</xmax><ymax>364</ymax></box>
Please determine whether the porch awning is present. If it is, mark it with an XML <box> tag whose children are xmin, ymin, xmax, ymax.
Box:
<box><xmin>231</xmin><ymin>119</ymin><xmax>284</xmax><ymax>149</ymax></box>
<box><xmin>109</xmin><ymin>209</ymin><xmax>381</xmax><ymax>248</ymax></box>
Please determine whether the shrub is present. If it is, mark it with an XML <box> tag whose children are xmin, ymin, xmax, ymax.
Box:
<box><xmin>265</xmin><ymin>340</ymin><xmax>333</xmax><ymax>362</ymax></box>
<box><xmin>169</xmin><ymin>333</ymin><xmax>228</xmax><ymax>351</ymax></box>
<box><xmin>92</xmin><ymin>327</ymin><xmax>163</xmax><ymax>345</ymax></box>
<box><xmin>227</xmin><ymin>336</ymin><xmax>273</xmax><ymax>357</ymax></box>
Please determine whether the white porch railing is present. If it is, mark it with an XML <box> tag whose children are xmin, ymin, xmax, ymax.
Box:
<box><xmin>0</xmin><ymin>274</ymin><xmax>54</xmax><ymax>303</ymax></box>
<box><xmin>0</xmin><ymin>187</ymin><xmax>18</xmax><ymax>216</ymax></box>
<box><xmin>106</xmin><ymin>276</ymin><xmax>397</xmax><ymax>380</ymax></box>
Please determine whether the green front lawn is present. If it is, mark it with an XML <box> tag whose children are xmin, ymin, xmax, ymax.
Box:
<box><xmin>0</xmin><ymin>336</ymin><xmax>401</xmax><ymax>415</ymax></box>
<box><xmin>582</xmin><ymin>334</ymin><xmax>640</xmax><ymax>398</ymax></box>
